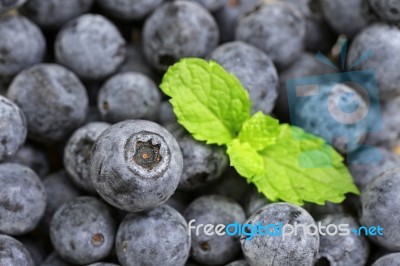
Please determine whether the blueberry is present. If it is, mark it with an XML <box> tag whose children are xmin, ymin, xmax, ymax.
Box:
<box><xmin>0</xmin><ymin>234</ymin><xmax>34</xmax><ymax>266</ymax></box>
<box><xmin>158</xmin><ymin>101</ymin><xmax>177</xmax><ymax>125</ymax></box>
<box><xmin>303</xmin><ymin>201</ymin><xmax>344</xmax><ymax>221</ymax></box>
<box><xmin>214</xmin><ymin>0</ymin><xmax>260</xmax><ymax>43</ymax></box>
<box><xmin>20</xmin><ymin>0</ymin><xmax>94</xmax><ymax>29</ymax></box>
<box><xmin>209</xmin><ymin>41</ymin><xmax>279</xmax><ymax>114</ymax></box>
<box><xmin>236</xmin><ymin>1</ymin><xmax>306</xmax><ymax>69</ymax></box>
<box><xmin>41</xmin><ymin>252</ymin><xmax>76</xmax><ymax>266</ymax></box>
<box><xmin>372</xmin><ymin>253</ymin><xmax>400</xmax><ymax>266</ymax></box>
<box><xmin>97</xmin><ymin>72</ymin><xmax>161</xmax><ymax>123</ymax></box>
<box><xmin>188</xmin><ymin>0</ymin><xmax>225</xmax><ymax>12</ymax></box>
<box><xmin>0</xmin><ymin>0</ymin><xmax>27</xmax><ymax>14</ymax></box>
<box><xmin>87</xmin><ymin>263</ymin><xmax>120</xmax><ymax>266</ymax></box>
<box><xmin>243</xmin><ymin>187</ymin><xmax>269</xmax><ymax>218</ymax></box>
<box><xmin>369</xmin><ymin>0</ymin><xmax>400</xmax><ymax>23</ymax></box>
<box><xmin>42</xmin><ymin>170</ymin><xmax>81</xmax><ymax>227</ymax></box>
<box><xmin>361</xmin><ymin>168</ymin><xmax>400</xmax><ymax>251</ymax></box>
<box><xmin>0</xmin><ymin>95</ymin><xmax>27</xmax><ymax>161</ymax></box>
<box><xmin>287</xmin><ymin>0</ymin><xmax>337</xmax><ymax>53</ymax></box>
<box><xmin>143</xmin><ymin>1</ymin><xmax>219</xmax><ymax>72</ymax></box>
<box><xmin>166</xmin><ymin>123</ymin><xmax>229</xmax><ymax>190</ymax></box>
<box><xmin>0</xmin><ymin>163</ymin><xmax>46</xmax><ymax>235</ymax></box>
<box><xmin>349</xmin><ymin>147</ymin><xmax>400</xmax><ymax>190</ymax></box>
<box><xmin>225</xmin><ymin>260</ymin><xmax>249</xmax><ymax>266</ymax></box>
<box><xmin>184</xmin><ymin>195</ymin><xmax>246</xmax><ymax>265</ymax></box>
<box><xmin>241</xmin><ymin>203</ymin><xmax>319</xmax><ymax>266</ymax></box>
<box><xmin>50</xmin><ymin>196</ymin><xmax>116</xmax><ymax>264</ymax></box>
<box><xmin>294</xmin><ymin>82</ymin><xmax>369</xmax><ymax>153</ymax></box>
<box><xmin>275</xmin><ymin>52</ymin><xmax>334</xmax><ymax>121</ymax></box>
<box><xmin>118</xmin><ymin>44</ymin><xmax>157</xmax><ymax>80</ymax></box>
<box><xmin>320</xmin><ymin>0</ymin><xmax>376</xmax><ymax>38</ymax></box>
<box><xmin>55</xmin><ymin>14</ymin><xmax>126</xmax><ymax>80</ymax></box>
<box><xmin>6</xmin><ymin>143</ymin><xmax>49</xmax><ymax>178</ymax></box>
<box><xmin>348</xmin><ymin>24</ymin><xmax>400</xmax><ymax>99</ymax></box>
<box><xmin>0</xmin><ymin>15</ymin><xmax>45</xmax><ymax>82</ymax></box>
<box><xmin>7</xmin><ymin>63</ymin><xmax>89</xmax><ymax>142</ymax></box>
<box><xmin>97</xmin><ymin>0</ymin><xmax>164</xmax><ymax>21</ymax></box>
<box><xmin>64</xmin><ymin>122</ymin><xmax>110</xmax><ymax>193</ymax></box>
<box><xmin>165</xmin><ymin>190</ymin><xmax>191</xmax><ymax>214</ymax></box>
<box><xmin>315</xmin><ymin>214</ymin><xmax>369</xmax><ymax>266</ymax></box>
<box><xmin>366</xmin><ymin>97</ymin><xmax>400</xmax><ymax>149</ymax></box>
<box><xmin>196</xmin><ymin>167</ymin><xmax>250</xmax><ymax>206</ymax></box>
<box><xmin>90</xmin><ymin>120</ymin><xmax>183</xmax><ymax>212</ymax></box>
<box><xmin>18</xmin><ymin>235</ymin><xmax>47</xmax><ymax>266</ymax></box>
<box><xmin>116</xmin><ymin>205</ymin><xmax>190</xmax><ymax>266</ymax></box>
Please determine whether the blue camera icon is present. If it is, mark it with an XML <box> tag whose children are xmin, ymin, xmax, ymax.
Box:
<box><xmin>285</xmin><ymin>44</ymin><xmax>382</xmax><ymax>164</ymax></box>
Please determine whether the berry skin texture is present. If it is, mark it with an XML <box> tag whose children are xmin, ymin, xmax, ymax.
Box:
<box><xmin>0</xmin><ymin>234</ymin><xmax>34</xmax><ymax>266</ymax></box>
<box><xmin>0</xmin><ymin>163</ymin><xmax>46</xmax><ymax>235</ymax></box>
<box><xmin>369</xmin><ymin>0</ymin><xmax>400</xmax><ymax>23</ymax></box>
<box><xmin>372</xmin><ymin>253</ymin><xmax>400</xmax><ymax>266</ymax></box>
<box><xmin>20</xmin><ymin>0</ymin><xmax>94</xmax><ymax>29</ymax></box>
<box><xmin>42</xmin><ymin>170</ymin><xmax>81</xmax><ymax>227</ymax></box>
<box><xmin>0</xmin><ymin>0</ymin><xmax>27</xmax><ymax>14</ymax></box>
<box><xmin>214</xmin><ymin>0</ymin><xmax>260</xmax><ymax>43</ymax></box>
<box><xmin>41</xmin><ymin>252</ymin><xmax>76</xmax><ymax>266</ymax></box>
<box><xmin>64</xmin><ymin>122</ymin><xmax>110</xmax><ymax>193</ymax></box>
<box><xmin>166</xmin><ymin>123</ymin><xmax>229</xmax><ymax>190</ymax></box>
<box><xmin>210</xmin><ymin>41</ymin><xmax>279</xmax><ymax>114</ymax></box>
<box><xmin>90</xmin><ymin>120</ymin><xmax>183</xmax><ymax>212</ymax></box>
<box><xmin>184</xmin><ymin>195</ymin><xmax>246</xmax><ymax>265</ymax></box>
<box><xmin>241</xmin><ymin>203</ymin><xmax>319</xmax><ymax>266</ymax></box>
<box><xmin>116</xmin><ymin>205</ymin><xmax>190</xmax><ymax>266</ymax></box>
<box><xmin>361</xmin><ymin>168</ymin><xmax>400</xmax><ymax>251</ymax></box>
<box><xmin>143</xmin><ymin>1</ymin><xmax>219</xmax><ymax>72</ymax></box>
<box><xmin>348</xmin><ymin>147</ymin><xmax>400</xmax><ymax>190</ymax></box>
<box><xmin>7</xmin><ymin>63</ymin><xmax>89</xmax><ymax>142</ymax></box>
<box><xmin>348</xmin><ymin>24</ymin><xmax>400</xmax><ymax>99</ymax></box>
<box><xmin>320</xmin><ymin>0</ymin><xmax>375</xmax><ymax>38</ymax></box>
<box><xmin>189</xmin><ymin>0</ymin><xmax>225</xmax><ymax>12</ymax></box>
<box><xmin>55</xmin><ymin>14</ymin><xmax>126</xmax><ymax>80</ymax></box>
<box><xmin>226</xmin><ymin>260</ymin><xmax>250</xmax><ymax>266</ymax></box>
<box><xmin>50</xmin><ymin>197</ymin><xmax>116</xmax><ymax>265</ymax></box>
<box><xmin>0</xmin><ymin>15</ymin><xmax>45</xmax><ymax>80</ymax></box>
<box><xmin>0</xmin><ymin>95</ymin><xmax>27</xmax><ymax>161</ymax></box>
<box><xmin>97</xmin><ymin>0</ymin><xmax>164</xmax><ymax>21</ymax></box>
<box><xmin>243</xmin><ymin>187</ymin><xmax>269</xmax><ymax>218</ymax></box>
<box><xmin>236</xmin><ymin>1</ymin><xmax>306</xmax><ymax>69</ymax></box>
<box><xmin>315</xmin><ymin>215</ymin><xmax>370</xmax><ymax>266</ymax></box>
<box><xmin>6</xmin><ymin>143</ymin><xmax>49</xmax><ymax>178</ymax></box>
<box><xmin>366</xmin><ymin>97</ymin><xmax>400</xmax><ymax>149</ymax></box>
<box><xmin>98</xmin><ymin>72</ymin><xmax>161</xmax><ymax>123</ymax></box>
<box><xmin>87</xmin><ymin>263</ymin><xmax>120</xmax><ymax>266</ymax></box>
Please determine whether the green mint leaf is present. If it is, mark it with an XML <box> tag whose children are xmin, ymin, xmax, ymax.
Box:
<box><xmin>160</xmin><ymin>58</ymin><xmax>251</xmax><ymax>145</ymax></box>
<box><xmin>239</xmin><ymin>112</ymin><xmax>280</xmax><ymax>151</ymax></box>
<box><xmin>228</xmin><ymin>124</ymin><xmax>359</xmax><ymax>205</ymax></box>
<box><xmin>227</xmin><ymin>139</ymin><xmax>264</xmax><ymax>180</ymax></box>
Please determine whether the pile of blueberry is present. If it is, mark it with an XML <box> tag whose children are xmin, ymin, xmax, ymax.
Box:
<box><xmin>1</xmin><ymin>0</ymin><xmax>400</xmax><ymax>265</ymax></box>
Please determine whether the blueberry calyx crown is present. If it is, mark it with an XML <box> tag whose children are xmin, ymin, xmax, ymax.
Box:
<box><xmin>132</xmin><ymin>139</ymin><xmax>162</xmax><ymax>170</ymax></box>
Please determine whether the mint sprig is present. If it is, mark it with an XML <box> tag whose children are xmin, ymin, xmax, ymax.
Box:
<box><xmin>160</xmin><ymin>58</ymin><xmax>359</xmax><ymax>205</ymax></box>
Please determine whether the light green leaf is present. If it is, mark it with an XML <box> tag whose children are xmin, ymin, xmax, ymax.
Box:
<box><xmin>160</xmin><ymin>58</ymin><xmax>251</xmax><ymax>145</ymax></box>
<box><xmin>257</xmin><ymin>124</ymin><xmax>359</xmax><ymax>205</ymax></box>
<box><xmin>239</xmin><ymin>112</ymin><xmax>280</xmax><ymax>151</ymax></box>
<box><xmin>228</xmin><ymin>124</ymin><xmax>359</xmax><ymax>205</ymax></box>
<box><xmin>227</xmin><ymin>139</ymin><xmax>264</xmax><ymax>180</ymax></box>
